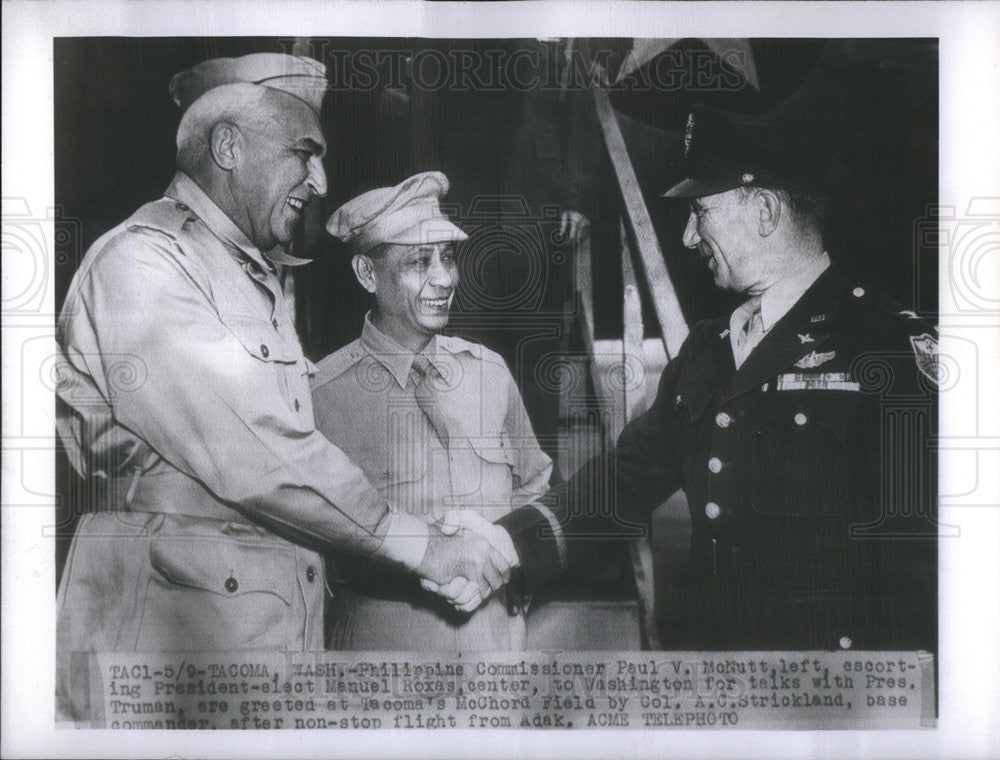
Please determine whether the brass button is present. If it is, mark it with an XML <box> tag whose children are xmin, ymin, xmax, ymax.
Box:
<box><xmin>852</xmin><ymin>287</ymin><xmax>865</xmax><ymax>298</ymax></box>
<box><xmin>260</xmin><ymin>344</ymin><xmax>270</xmax><ymax>358</ymax></box>
<box><xmin>839</xmin><ymin>636</ymin><xmax>852</xmax><ymax>649</ymax></box>
<box><xmin>705</xmin><ymin>502</ymin><xmax>721</xmax><ymax>520</ymax></box>
<box><xmin>794</xmin><ymin>412</ymin><xmax>808</xmax><ymax>426</ymax></box>
<box><xmin>225</xmin><ymin>576</ymin><xmax>239</xmax><ymax>593</ymax></box>
<box><xmin>306</xmin><ymin>566</ymin><xmax>316</xmax><ymax>583</ymax></box>
<box><xmin>708</xmin><ymin>457</ymin><xmax>723</xmax><ymax>474</ymax></box>
<box><xmin>715</xmin><ymin>412</ymin><xmax>732</xmax><ymax>428</ymax></box>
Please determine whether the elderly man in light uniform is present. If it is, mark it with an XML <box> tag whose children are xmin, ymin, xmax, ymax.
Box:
<box><xmin>55</xmin><ymin>55</ymin><xmax>501</xmax><ymax>721</ymax></box>
<box><xmin>313</xmin><ymin>172</ymin><xmax>553</xmax><ymax>651</ymax></box>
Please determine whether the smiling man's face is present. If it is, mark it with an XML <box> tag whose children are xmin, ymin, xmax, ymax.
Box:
<box><xmin>369</xmin><ymin>242</ymin><xmax>459</xmax><ymax>352</ymax></box>
<box><xmin>231</xmin><ymin>91</ymin><xmax>327</xmax><ymax>251</ymax></box>
<box><xmin>681</xmin><ymin>188</ymin><xmax>761</xmax><ymax>292</ymax></box>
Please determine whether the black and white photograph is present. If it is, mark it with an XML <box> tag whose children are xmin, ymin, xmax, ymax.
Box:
<box><xmin>3</xmin><ymin>2</ymin><xmax>999</xmax><ymax>759</ymax></box>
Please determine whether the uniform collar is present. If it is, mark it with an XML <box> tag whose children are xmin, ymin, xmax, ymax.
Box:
<box><xmin>165</xmin><ymin>172</ymin><xmax>311</xmax><ymax>271</ymax></box>
<box><xmin>723</xmin><ymin>264</ymin><xmax>844</xmax><ymax>401</ymax></box>
<box><xmin>755</xmin><ymin>251</ymin><xmax>831</xmax><ymax>332</ymax></box>
<box><xmin>360</xmin><ymin>312</ymin><xmax>449</xmax><ymax>389</ymax></box>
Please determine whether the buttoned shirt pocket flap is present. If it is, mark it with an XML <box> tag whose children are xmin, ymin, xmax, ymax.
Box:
<box><xmin>222</xmin><ymin>314</ymin><xmax>299</xmax><ymax>363</ymax></box>
<box><xmin>149</xmin><ymin>537</ymin><xmax>296</xmax><ymax>604</ymax></box>
<box><xmin>467</xmin><ymin>433</ymin><xmax>515</xmax><ymax>466</ymax></box>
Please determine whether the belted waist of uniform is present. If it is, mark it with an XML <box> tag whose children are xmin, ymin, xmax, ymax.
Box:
<box><xmin>97</xmin><ymin>470</ymin><xmax>255</xmax><ymax>524</ymax></box>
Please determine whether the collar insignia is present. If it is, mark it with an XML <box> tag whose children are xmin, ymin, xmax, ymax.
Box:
<box><xmin>810</xmin><ymin>314</ymin><xmax>826</xmax><ymax>323</ymax></box>
<box><xmin>794</xmin><ymin>350</ymin><xmax>836</xmax><ymax>369</ymax></box>
<box><xmin>719</xmin><ymin>328</ymin><xmax>730</xmax><ymax>339</ymax></box>
<box><xmin>797</xmin><ymin>333</ymin><xmax>814</xmax><ymax>344</ymax></box>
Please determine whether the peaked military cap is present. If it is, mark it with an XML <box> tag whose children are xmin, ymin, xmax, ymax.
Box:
<box><xmin>169</xmin><ymin>53</ymin><xmax>327</xmax><ymax>116</ymax></box>
<box><xmin>663</xmin><ymin>103</ymin><xmax>827</xmax><ymax>198</ymax></box>
<box><xmin>327</xmin><ymin>172</ymin><xmax>468</xmax><ymax>255</ymax></box>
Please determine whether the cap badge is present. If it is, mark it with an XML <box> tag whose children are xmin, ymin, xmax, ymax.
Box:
<box><xmin>794</xmin><ymin>349</ymin><xmax>835</xmax><ymax>369</ymax></box>
<box><xmin>741</xmin><ymin>172</ymin><xmax>755</xmax><ymax>184</ymax></box>
<box><xmin>684</xmin><ymin>112</ymin><xmax>695</xmax><ymax>157</ymax></box>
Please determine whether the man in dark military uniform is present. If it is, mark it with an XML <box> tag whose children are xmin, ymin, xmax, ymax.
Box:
<box><xmin>446</xmin><ymin>104</ymin><xmax>938</xmax><ymax>651</ymax></box>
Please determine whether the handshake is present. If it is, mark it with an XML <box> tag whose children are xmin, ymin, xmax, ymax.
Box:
<box><xmin>415</xmin><ymin>510</ymin><xmax>519</xmax><ymax>613</ymax></box>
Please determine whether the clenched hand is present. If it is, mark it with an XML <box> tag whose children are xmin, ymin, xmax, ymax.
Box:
<box><xmin>416</xmin><ymin>520</ymin><xmax>511</xmax><ymax>612</ymax></box>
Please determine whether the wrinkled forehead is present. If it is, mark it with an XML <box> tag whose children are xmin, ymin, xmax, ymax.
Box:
<box><xmin>691</xmin><ymin>187</ymin><xmax>744</xmax><ymax>211</ymax></box>
<box><xmin>252</xmin><ymin>89</ymin><xmax>327</xmax><ymax>153</ymax></box>
<box><xmin>379</xmin><ymin>241</ymin><xmax>454</xmax><ymax>261</ymax></box>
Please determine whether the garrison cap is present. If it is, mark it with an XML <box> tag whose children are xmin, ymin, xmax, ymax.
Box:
<box><xmin>169</xmin><ymin>53</ymin><xmax>328</xmax><ymax>116</ymax></box>
<box><xmin>326</xmin><ymin>172</ymin><xmax>468</xmax><ymax>255</ymax></box>
<box><xmin>663</xmin><ymin>104</ymin><xmax>826</xmax><ymax>198</ymax></box>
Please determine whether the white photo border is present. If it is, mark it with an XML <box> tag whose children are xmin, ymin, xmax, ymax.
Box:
<box><xmin>3</xmin><ymin>1</ymin><xmax>999</xmax><ymax>758</ymax></box>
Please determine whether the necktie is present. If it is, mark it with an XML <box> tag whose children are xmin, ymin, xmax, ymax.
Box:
<box><xmin>409</xmin><ymin>354</ymin><xmax>454</xmax><ymax>521</ymax></box>
<box><xmin>734</xmin><ymin>295</ymin><xmax>763</xmax><ymax>369</ymax></box>
<box><xmin>410</xmin><ymin>354</ymin><xmax>451</xmax><ymax>447</ymax></box>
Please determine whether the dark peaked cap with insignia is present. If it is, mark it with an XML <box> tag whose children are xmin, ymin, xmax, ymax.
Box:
<box><xmin>169</xmin><ymin>53</ymin><xmax>328</xmax><ymax>116</ymax></box>
<box><xmin>663</xmin><ymin>104</ymin><xmax>828</xmax><ymax>199</ymax></box>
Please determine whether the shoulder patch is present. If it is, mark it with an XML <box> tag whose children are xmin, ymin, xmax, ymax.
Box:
<box><xmin>126</xmin><ymin>198</ymin><xmax>194</xmax><ymax>239</ymax></box>
<box><xmin>909</xmin><ymin>332</ymin><xmax>940</xmax><ymax>384</ymax></box>
<box><xmin>311</xmin><ymin>340</ymin><xmax>365</xmax><ymax>389</ymax></box>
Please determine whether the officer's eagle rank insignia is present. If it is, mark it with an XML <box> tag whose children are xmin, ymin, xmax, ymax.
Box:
<box><xmin>910</xmin><ymin>333</ymin><xmax>940</xmax><ymax>383</ymax></box>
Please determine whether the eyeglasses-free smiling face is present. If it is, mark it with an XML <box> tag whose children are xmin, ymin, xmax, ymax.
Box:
<box><xmin>682</xmin><ymin>189</ymin><xmax>763</xmax><ymax>293</ymax></box>
<box><xmin>367</xmin><ymin>242</ymin><xmax>459</xmax><ymax>352</ymax></box>
<box><xmin>229</xmin><ymin>92</ymin><xmax>328</xmax><ymax>252</ymax></box>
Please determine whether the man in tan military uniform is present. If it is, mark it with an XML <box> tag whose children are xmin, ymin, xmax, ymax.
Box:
<box><xmin>314</xmin><ymin>172</ymin><xmax>553</xmax><ymax>650</ymax></box>
<box><xmin>55</xmin><ymin>55</ymin><xmax>501</xmax><ymax>721</ymax></box>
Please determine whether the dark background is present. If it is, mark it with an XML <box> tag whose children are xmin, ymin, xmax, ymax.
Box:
<box><xmin>53</xmin><ymin>37</ymin><xmax>939</xmax><ymax>582</ymax></box>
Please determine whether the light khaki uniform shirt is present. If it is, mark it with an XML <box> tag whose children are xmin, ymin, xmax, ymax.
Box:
<box><xmin>312</xmin><ymin>317</ymin><xmax>553</xmax><ymax>651</ymax></box>
<box><xmin>56</xmin><ymin>174</ymin><xmax>424</xmax><ymax>720</ymax></box>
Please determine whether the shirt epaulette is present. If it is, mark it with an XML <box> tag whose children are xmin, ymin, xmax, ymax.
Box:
<box><xmin>843</xmin><ymin>278</ymin><xmax>938</xmax><ymax>334</ymax></box>
<box><xmin>437</xmin><ymin>334</ymin><xmax>484</xmax><ymax>360</ymax></box>
<box><xmin>126</xmin><ymin>198</ymin><xmax>196</xmax><ymax>240</ymax></box>
<box><xmin>310</xmin><ymin>340</ymin><xmax>366</xmax><ymax>389</ymax></box>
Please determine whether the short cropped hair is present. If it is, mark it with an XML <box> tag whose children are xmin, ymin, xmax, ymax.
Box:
<box><xmin>737</xmin><ymin>185</ymin><xmax>829</xmax><ymax>238</ymax></box>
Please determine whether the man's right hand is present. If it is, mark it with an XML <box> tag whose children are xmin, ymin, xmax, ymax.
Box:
<box><xmin>416</xmin><ymin>524</ymin><xmax>511</xmax><ymax>612</ymax></box>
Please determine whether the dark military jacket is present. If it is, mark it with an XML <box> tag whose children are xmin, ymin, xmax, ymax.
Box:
<box><xmin>500</xmin><ymin>266</ymin><xmax>938</xmax><ymax>651</ymax></box>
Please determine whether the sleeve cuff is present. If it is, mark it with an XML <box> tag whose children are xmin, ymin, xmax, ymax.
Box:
<box><xmin>496</xmin><ymin>503</ymin><xmax>565</xmax><ymax>592</ymax></box>
<box><xmin>374</xmin><ymin>511</ymin><xmax>429</xmax><ymax>571</ymax></box>
<box><xmin>492</xmin><ymin>522</ymin><xmax>521</xmax><ymax>569</ymax></box>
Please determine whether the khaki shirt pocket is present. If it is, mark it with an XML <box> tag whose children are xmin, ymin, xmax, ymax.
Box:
<box><xmin>452</xmin><ymin>434</ymin><xmax>515</xmax><ymax>513</ymax></box>
<box><xmin>222</xmin><ymin>313</ymin><xmax>307</xmax><ymax>415</ymax></box>
<box><xmin>136</xmin><ymin>529</ymin><xmax>301</xmax><ymax>650</ymax></box>
<box><xmin>149</xmin><ymin>535</ymin><xmax>297</xmax><ymax>603</ymax></box>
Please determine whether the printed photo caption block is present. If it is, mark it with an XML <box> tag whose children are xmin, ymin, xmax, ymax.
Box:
<box><xmin>69</xmin><ymin>650</ymin><xmax>935</xmax><ymax>730</ymax></box>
